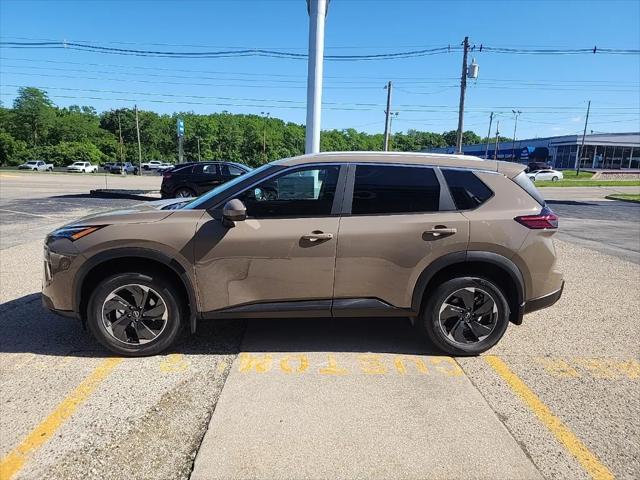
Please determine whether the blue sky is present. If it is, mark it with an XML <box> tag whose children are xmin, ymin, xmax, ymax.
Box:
<box><xmin>1</xmin><ymin>0</ymin><xmax>639</xmax><ymax>139</ymax></box>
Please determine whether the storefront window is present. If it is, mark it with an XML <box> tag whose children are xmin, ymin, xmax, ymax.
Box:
<box><xmin>593</xmin><ymin>145</ymin><xmax>603</xmax><ymax>168</ymax></box>
<box><xmin>602</xmin><ymin>146</ymin><xmax>612</xmax><ymax>168</ymax></box>
<box><xmin>630</xmin><ymin>148</ymin><xmax>639</xmax><ymax>169</ymax></box>
<box><xmin>621</xmin><ymin>147</ymin><xmax>631</xmax><ymax>169</ymax></box>
<box><xmin>579</xmin><ymin>145</ymin><xmax>594</xmax><ymax>169</ymax></box>
<box><xmin>554</xmin><ymin>145</ymin><xmax>571</xmax><ymax>169</ymax></box>
<box><xmin>611</xmin><ymin>147</ymin><xmax>622</xmax><ymax>169</ymax></box>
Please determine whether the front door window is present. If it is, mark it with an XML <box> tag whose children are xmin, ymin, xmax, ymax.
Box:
<box><xmin>237</xmin><ymin>166</ymin><xmax>339</xmax><ymax>218</ymax></box>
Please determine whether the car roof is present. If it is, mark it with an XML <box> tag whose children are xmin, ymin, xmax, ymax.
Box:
<box><xmin>273</xmin><ymin>151</ymin><xmax>525</xmax><ymax>178</ymax></box>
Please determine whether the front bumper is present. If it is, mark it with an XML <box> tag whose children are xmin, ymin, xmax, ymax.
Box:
<box><xmin>524</xmin><ymin>281</ymin><xmax>564</xmax><ymax>314</ymax></box>
<box><xmin>42</xmin><ymin>293</ymin><xmax>77</xmax><ymax>319</ymax></box>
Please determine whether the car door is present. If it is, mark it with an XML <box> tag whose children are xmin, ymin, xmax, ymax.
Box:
<box><xmin>192</xmin><ymin>164</ymin><xmax>223</xmax><ymax>194</ymax></box>
<box><xmin>536</xmin><ymin>170</ymin><xmax>551</xmax><ymax>181</ymax></box>
<box><xmin>193</xmin><ymin>164</ymin><xmax>345</xmax><ymax>315</ymax></box>
<box><xmin>219</xmin><ymin>164</ymin><xmax>246</xmax><ymax>185</ymax></box>
<box><xmin>333</xmin><ymin>164</ymin><xmax>469</xmax><ymax>312</ymax></box>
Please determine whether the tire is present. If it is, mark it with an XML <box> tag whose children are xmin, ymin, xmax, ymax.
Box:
<box><xmin>417</xmin><ymin>276</ymin><xmax>510</xmax><ymax>356</ymax></box>
<box><xmin>552</xmin><ymin>176</ymin><xmax>559</xmax><ymax>182</ymax></box>
<box><xmin>174</xmin><ymin>187</ymin><xmax>195</xmax><ymax>198</ymax></box>
<box><xmin>87</xmin><ymin>272</ymin><xmax>183</xmax><ymax>356</ymax></box>
<box><xmin>82</xmin><ymin>169</ymin><xmax>86</xmax><ymax>173</ymax></box>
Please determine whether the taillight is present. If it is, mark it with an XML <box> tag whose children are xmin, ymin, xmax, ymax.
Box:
<box><xmin>514</xmin><ymin>206</ymin><xmax>558</xmax><ymax>229</ymax></box>
<box><xmin>163</xmin><ymin>172</ymin><xmax>172</xmax><ymax>179</ymax></box>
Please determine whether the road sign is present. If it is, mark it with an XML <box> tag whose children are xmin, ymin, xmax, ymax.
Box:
<box><xmin>177</xmin><ymin>119</ymin><xmax>185</xmax><ymax>137</ymax></box>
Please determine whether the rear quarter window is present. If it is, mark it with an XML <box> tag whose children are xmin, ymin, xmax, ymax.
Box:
<box><xmin>442</xmin><ymin>169</ymin><xmax>493</xmax><ymax>210</ymax></box>
<box><xmin>513</xmin><ymin>171</ymin><xmax>546</xmax><ymax>206</ymax></box>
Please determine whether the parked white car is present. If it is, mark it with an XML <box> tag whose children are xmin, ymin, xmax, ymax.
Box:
<box><xmin>67</xmin><ymin>161</ymin><xmax>98</xmax><ymax>173</ymax></box>
<box><xmin>142</xmin><ymin>160</ymin><xmax>163</xmax><ymax>170</ymax></box>
<box><xmin>528</xmin><ymin>169</ymin><xmax>564</xmax><ymax>182</ymax></box>
<box><xmin>18</xmin><ymin>160</ymin><xmax>53</xmax><ymax>171</ymax></box>
<box><xmin>156</xmin><ymin>162</ymin><xmax>174</xmax><ymax>173</ymax></box>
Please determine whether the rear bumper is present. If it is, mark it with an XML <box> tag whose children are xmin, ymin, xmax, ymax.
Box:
<box><xmin>524</xmin><ymin>281</ymin><xmax>564</xmax><ymax>314</ymax></box>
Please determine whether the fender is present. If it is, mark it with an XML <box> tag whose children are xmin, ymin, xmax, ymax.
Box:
<box><xmin>411</xmin><ymin>251</ymin><xmax>526</xmax><ymax>323</ymax></box>
<box><xmin>73</xmin><ymin>247</ymin><xmax>199</xmax><ymax>333</ymax></box>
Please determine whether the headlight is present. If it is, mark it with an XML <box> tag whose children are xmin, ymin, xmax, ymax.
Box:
<box><xmin>48</xmin><ymin>225</ymin><xmax>105</xmax><ymax>242</ymax></box>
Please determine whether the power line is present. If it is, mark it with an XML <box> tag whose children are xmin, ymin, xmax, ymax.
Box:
<box><xmin>0</xmin><ymin>41</ymin><xmax>457</xmax><ymax>60</ymax></box>
<box><xmin>2</xmin><ymin>84</ymin><xmax>637</xmax><ymax>114</ymax></box>
<box><xmin>1</xmin><ymin>40</ymin><xmax>638</xmax><ymax>60</ymax></box>
<box><xmin>2</xmin><ymin>57</ymin><xmax>638</xmax><ymax>87</ymax></box>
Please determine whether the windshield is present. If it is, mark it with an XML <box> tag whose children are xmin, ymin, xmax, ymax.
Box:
<box><xmin>184</xmin><ymin>163</ymin><xmax>272</xmax><ymax>209</ymax></box>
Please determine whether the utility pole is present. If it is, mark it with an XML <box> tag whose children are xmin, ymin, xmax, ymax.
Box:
<box><xmin>305</xmin><ymin>0</ymin><xmax>328</xmax><ymax>154</ymax></box>
<box><xmin>511</xmin><ymin>110</ymin><xmax>522</xmax><ymax>161</ymax></box>
<box><xmin>134</xmin><ymin>105</ymin><xmax>142</xmax><ymax>174</ymax></box>
<box><xmin>383</xmin><ymin>81</ymin><xmax>393</xmax><ymax>151</ymax></box>
<box><xmin>493</xmin><ymin>120</ymin><xmax>500</xmax><ymax>160</ymax></box>
<box><xmin>576</xmin><ymin>100</ymin><xmax>591</xmax><ymax>175</ymax></box>
<box><xmin>455</xmin><ymin>36</ymin><xmax>470</xmax><ymax>154</ymax></box>
<box><xmin>484</xmin><ymin>112</ymin><xmax>494</xmax><ymax>159</ymax></box>
<box><xmin>197</xmin><ymin>137</ymin><xmax>201</xmax><ymax>162</ymax></box>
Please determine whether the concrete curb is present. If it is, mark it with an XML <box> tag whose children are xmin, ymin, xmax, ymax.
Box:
<box><xmin>604</xmin><ymin>195</ymin><xmax>640</xmax><ymax>204</ymax></box>
<box><xmin>89</xmin><ymin>189</ymin><xmax>161</xmax><ymax>201</ymax></box>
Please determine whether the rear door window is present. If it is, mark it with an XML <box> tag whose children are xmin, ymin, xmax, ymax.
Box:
<box><xmin>442</xmin><ymin>169</ymin><xmax>494</xmax><ymax>210</ymax></box>
<box><xmin>351</xmin><ymin>165</ymin><xmax>440</xmax><ymax>214</ymax></box>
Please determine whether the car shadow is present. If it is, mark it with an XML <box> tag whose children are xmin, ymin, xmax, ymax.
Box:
<box><xmin>0</xmin><ymin>294</ymin><xmax>440</xmax><ymax>358</ymax></box>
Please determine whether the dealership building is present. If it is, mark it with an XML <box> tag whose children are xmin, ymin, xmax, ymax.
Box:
<box><xmin>425</xmin><ymin>132</ymin><xmax>640</xmax><ymax>170</ymax></box>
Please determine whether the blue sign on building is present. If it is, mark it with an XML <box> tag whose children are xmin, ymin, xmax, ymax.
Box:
<box><xmin>177</xmin><ymin>119</ymin><xmax>185</xmax><ymax>137</ymax></box>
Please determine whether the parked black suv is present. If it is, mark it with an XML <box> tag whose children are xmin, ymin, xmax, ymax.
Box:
<box><xmin>160</xmin><ymin>161</ymin><xmax>251</xmax><ymax>198</ymax></box>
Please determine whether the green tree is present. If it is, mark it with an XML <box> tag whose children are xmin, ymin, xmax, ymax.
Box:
<box><xmin>13</xmin><ymin>87</ymin><xmax>55</xmax><ymax>146</ymax></box>
<box><xmin>0</xmin><ymin>131</ymin><xmax>27</xmax><ymax>166</ymax></box>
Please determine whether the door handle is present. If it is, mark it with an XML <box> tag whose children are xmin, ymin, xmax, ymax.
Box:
<box><xmin>423</xmin><ymin>226</ymin><xmax>457</xmax><ymax>239</ymax></box>
<box><xmin>301</xmin><ymin>231</ymin><xmax>334</xmax><ymax>242</ymax></box>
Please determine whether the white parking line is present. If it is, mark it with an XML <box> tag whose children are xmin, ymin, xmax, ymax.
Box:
<box><xmin>0</xmin><ymin>208</ymin><xmax>66</xmax><ymax>219</ymax></box>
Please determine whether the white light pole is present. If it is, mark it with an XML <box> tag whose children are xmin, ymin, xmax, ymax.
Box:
<box><xmin>305</xmin><ymin>0</ymin><xmax>328</xmax><ymax>154</ymax></box>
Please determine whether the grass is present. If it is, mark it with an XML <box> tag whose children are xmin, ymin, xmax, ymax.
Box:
<box><xmin>605</xmin><ymin>194</ymin><xmax>640</xmax><ymax>203</ymax></box>
<box><xmin>535</xmin><ymin>180</ymin><xmax>640</xmax><ymax>187</ymax></box>
<box><xmin>560</xmin><ymin>170</ymin><xmax>595</xmax><ymax>179</ymax></box>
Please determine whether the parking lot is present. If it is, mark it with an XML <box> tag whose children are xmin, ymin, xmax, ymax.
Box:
<box><xmin>1</xmin><ymin>171</ymin><xmax>639</xmax><ymax>480</ymax></box>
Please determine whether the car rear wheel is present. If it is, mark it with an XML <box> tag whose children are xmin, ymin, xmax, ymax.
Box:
<box><xmin>87</xmin><ymin>272</ymin><xmax>183</xmax><ymax>356</ymax></box>
<box><xmin>552</xmin><ymin>176</ymin><xmax>559</xmax><ymax>181</ymax></box>
<box><xmin>418</xmin><ymin>277</ymin><xmax>510</xmax><ymax>356</ymax></box>
<box><xmin>174</xmin><ymin>187</ymin><xmax>195</xmax><ymax>198</ymax></box>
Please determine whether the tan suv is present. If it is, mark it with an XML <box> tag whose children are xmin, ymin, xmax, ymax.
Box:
<box><xmin>42</xmin><ymin>152</ymin><xmax>563</xmax><ymax>356</ymax></box>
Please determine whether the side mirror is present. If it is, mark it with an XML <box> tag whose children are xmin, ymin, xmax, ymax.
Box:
<box><xmin>222</xmin><ymin>199</ymin><xmax>247</xmax><ymax>224</ymax></box>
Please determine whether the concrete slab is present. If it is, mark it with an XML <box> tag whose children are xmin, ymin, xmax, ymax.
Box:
<box><xmin>191</xmin><ymin>318</ymin><xmax>542</xmax><ymax>480</ymax></box>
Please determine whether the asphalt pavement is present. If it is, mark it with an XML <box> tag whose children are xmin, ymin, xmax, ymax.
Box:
<box><xmin>0</xmin><ymin>172</ymin><xmax>638</xmax><ymax>480</ymax></box>
<box><xmin>540</xmin><ymin>186</ymin><xmax>640</xmax><ymax>263</ymax></box>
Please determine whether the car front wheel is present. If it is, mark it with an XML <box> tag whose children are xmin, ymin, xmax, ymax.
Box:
<box><xmin>418</xmin><ymin>277</ymin><xmax>510</xmax><ymax>356</ymax></box>
<box><xmin>552</xmin><ymin>176</ymin><xmax>559</xmax><ymax>181</ymax></box>
<box><xmin>87</xmin><ymin>272</ymin><xmax>183</xmax><ymax>356</ymax></box>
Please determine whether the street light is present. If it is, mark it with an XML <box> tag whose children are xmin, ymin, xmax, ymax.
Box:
<box><xmin>511</xmin><ymin>110</ymin><xmax>522</xmax><ymax>162</ymax></box>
